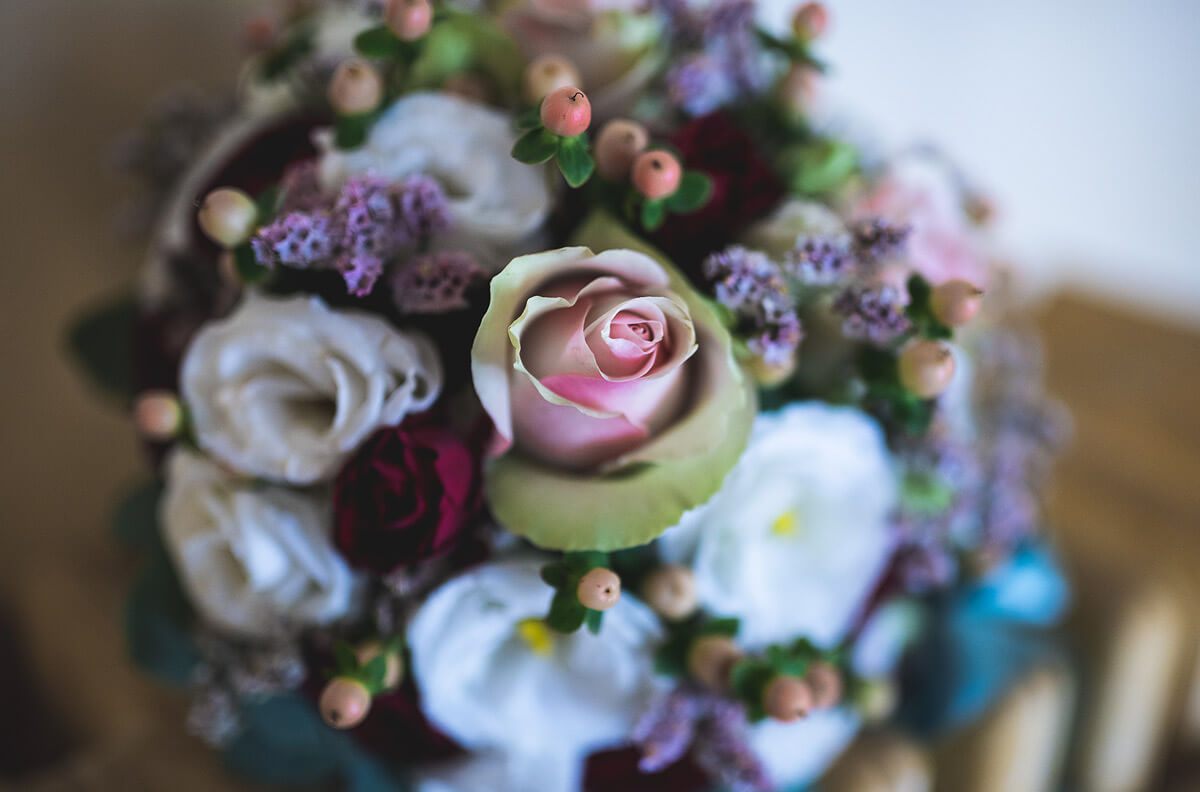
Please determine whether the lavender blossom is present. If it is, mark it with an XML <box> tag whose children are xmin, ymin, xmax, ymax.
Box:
<box><xmin>785</xmin><ymin>235</ymin><xmax>854</xmax><ymax>286</ymax></box>
<box><xmin>832</xmin><ymin>284</ymin><xmax>912</xmax><ymax>344</ymax></box>
<box><xmin>704</xmin><ymin>246</ymin><xmax>803</xmax><ymax>365</ymax></box>
<box><xmin>392</xmin><ymin>251</ymin><xmax>484</xmax><ymax>313</ymax></box>
<box><xmin>667</xmin><ymin>54</ymin><xmax>736</xmax><ymax>116</ymax></box>
<box><xmin>395</xmin><ymin>174</ymin><xmax>451</xmax><ymax>240</ymax></box>
<box><xmin>851</xmin><ymin>217</ymin><xmax>912</xmax><ymax>262</ymax></box>
<box><xmin>277</xmin><ymin>159</ymin><xmax>328</xmax><ymax>213</ymax></box>
<box><xmin>252</xmin><ymin>211</ymin><xmax>336</xmax><ymax>268</ymax></box>
<box><xmin>633</xmin><ymin>688</ymin><xmax>703</xmax><ymax>772</ymax></box>
<box><xmin>338</xmin><ymin>254</ymin><xmax>385</xmax><ymax>297</ymax></box>
<box><xmin>695</xmin><ymin>698</ymin><xmax>773</xmax><ymax>792</ymax></box>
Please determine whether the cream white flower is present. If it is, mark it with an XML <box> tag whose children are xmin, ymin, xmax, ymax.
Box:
<box><xmin>407</xmin><ymin>558</ymin><xmax>662</xmax><ymax>792</ymax></box>
<box><xmin>316</xmin><ymin>93</ymin><xmax>552</xmax><ymax>271</ymax></box>
<box><xmin>181</xmin><ymin>293</ymin><xmax>441</xmax><ymax>484</ymax></box>
<box><xmin>750</xmin><ymin>708</ymin><xmax>861</xmax><ymax>789</ymax></box>
<box><xmin>740</xmin><ymin>198</ymin><xmax>847</xmax><ymax>260</ymax></box>
<box><xmin>659</xmin><ymin>403</ymin><xmax>899</xmax><ymax>649</ymax></box>
<box><xmin>159</xmin><ymin>449</ymin><xmax>357</xmax><ymax>639</ymax></box>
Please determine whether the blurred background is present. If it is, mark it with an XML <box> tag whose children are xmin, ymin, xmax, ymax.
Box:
<box><xmin>0</xmin><ymin>1</ymin><xmax>1197</xmax><ymax>790</ymax></box>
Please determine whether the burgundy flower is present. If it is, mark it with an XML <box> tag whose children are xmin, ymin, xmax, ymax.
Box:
<box><xmin>333</xmin><ymin>423</ymin><xmax>481</xmax><ymax>572</ymax></box>
<box><xmin>651</xmin><ymin>113</ymin><xmax>785</xmax><ymax>278</ymax></box>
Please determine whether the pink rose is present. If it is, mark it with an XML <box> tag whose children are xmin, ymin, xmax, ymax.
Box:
<box><xmin>471</xmin><ymin>215</ymin><xmax>754</xmax><ymax>551</ymax></box>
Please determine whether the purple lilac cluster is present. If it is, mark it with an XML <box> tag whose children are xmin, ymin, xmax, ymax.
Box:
<box><xmin>276</xmin><ymin>159</ymin><xmax>327</xmax><ymax>214</ymax></box>
<box><xmin>252</xmin><ymin>174</ymin><xmax>450</xmax><ymax>296</ymax></box>
<box><xmin>634</xmin><ymin>686</ymin><xmax>772</xmax><ymax>792</ymax></box>
<box><xmin>667</xmin><ymin>54</ymin><xmax>736</xmax><ymax>117</ymax></box>
<box><xmin>832</xmin><ymin>284</ymin><xmax>912</xmax><ymax>344</ymax></box>
<box><xmin>392</xmin><ymin>251</ymin><xmax>485</xmax><ymax>314</ymax></box>
<box><xmin>850</xmin><ymin>217</ymin><xmax>912</xmax><ymax>262</ymax></box>
<box><xmin>704</xmin><ymin>246</ymin><xmax>803</xmax><ymax>366</ymax></box>
<box><xmin>658</xmin><ymin>0</ymin><xmax>766</xmax><ymax>112</ymax></box>
<box><xmin>784</xmin><ymin>235</ymin><xmax>854</xmax><ymax>286</ymax></box>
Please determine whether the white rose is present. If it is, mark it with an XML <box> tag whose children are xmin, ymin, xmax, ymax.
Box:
<box><xmin>740</xmin><ymin>198</ymin><xmax>847</xmax><ymax>259</ymax></box>
<box><xmin>160</xmin><ymin>449</ymin><xmax>358</xmax><ymax>639</ymax></box>
<box><xmin>750</xmin><ymin>708</ymin><xmax>861</xmax><ymax>789</ymax></box>
<box><xmin>659</xmin><ymin>403</ymin><xmax>899</xmax><ymax>649</ymax></box>
<box><xmin>407</xmin><ymin>558</ymin><xmax>662</xmax><ymax>792</ymax></box>
<box><xmin>182</xmin><ymin>293</ymin><xmax>441</xmax><ymax>484</ymax></box>
<box><xmin>316</xmin><ymin>93</ymin><xmax>552</xmax><ymax>271</ymax></box>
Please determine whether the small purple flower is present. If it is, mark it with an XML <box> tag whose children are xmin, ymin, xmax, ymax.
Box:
<box><xmin>695</xmin><ymin>698</ymin><xmax>773</xmax><ymax>792</ymax></box>
<box><xmin>851</xmin><ymin>217</ymin><xmax>912</xmax><ymax>262</ymax></box>
<box><xmin>785</xmin><ymin>236</ymin><xmax>854</xmax><ymax>286</ymax></box>
<box><xmin>252</xmin><ymin>211</ymin><xmax>336</xmax><ymax>268</ymax></box>
<box><xmin>395</xmin><ymin>174</ymin><xmax>451</xmax><ymax>241</ymax></box>
<box><xmin>832</xmin><ymin>284</ymin><xmax>912</xmax><ymax>344</ymax></box>
<box><xmin>338</xmin><ymin>254</ymin><xmax>385</xmax><ymax>297</ymax></box>
<box><xmin>278</xmin><ymin>159</ymin><xmax>328</xmax><ymax>213</ymax></box>
<box><xmin>392</xmin><ymin>251</ymin><xmax>484</xmax><ymax>314</ymax></box>
<box><xmin>667</xmin><ymin>54</ymin><xmax>736</xmax><ymax>116</ymax></box>
<box><xmin>633</xmin><ymin>688</ymin><xmax>703</xmax><ymax>773</ymax></box>
<box><xmin>704</xmin><ymin>246</ymin><xmax>803</xmax><ymax>364</ymax></box>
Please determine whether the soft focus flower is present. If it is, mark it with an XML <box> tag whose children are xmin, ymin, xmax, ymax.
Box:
<box><xmin>847</xmin><ymin>154</ymin><xmax>990</xmax><ymax>287</ymax></box>
<box><xmin>702</xmin><ymin>246</ymin><xmax>802</xmax><ymax>366</ymax></box>
<box><xmin>160</xmin><ymin>449</ymin><xmax>358</xmax><ymax>638</ymax></box>
<box><xmin>407</xmin><ymin>559</ymin><xmax>663</xmax><ymax>792</ymax></box>
<box><xmin>652</xmin><ymin>113</ymin><xmax>786</xmax><ymax>274</ymax></box>
<box><xmin>392</xmin><ymin>251</ymin><xmax>486</xmax><ymax>314</ymax></box>
<box><xmin>502</xmin><ymin>3</ymin><xmax>663</xmax><ymax>121</ymax></box>
<box><xmin>831</xmin><ymin>284</ymin><xmax>912</xmax><ymax>345</ymax></box>
<box><xmin>659</xmin><ymin>403</ymin><xmax>898</xmax><ymax>649</ymax></box>
<box><xmin>182</xmin><ymin>293</ymin><xmax>441</xmax><ymax>484</ymax></box>
<box><xmin>332</xmin><ymin>423</ymin><xmax>481</xmax><ymax>573</ymax></box>
<box><xmin>317</xmin><ymin>93</ymin><xmax>552</xmax><ymax>271</ymax></box>
<box><xmin>471</xmin><ymin>217</ymin><xmax>754</xmax><ymax>550</ymax></box>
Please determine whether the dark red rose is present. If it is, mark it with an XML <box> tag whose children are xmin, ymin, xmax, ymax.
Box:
<box><xmin>650</xmin><ymin>112</ymin><xmax>786</xmax><ymax>278</ymax></box>
<box><xmin>333</xmin><ymin>423</ymin><xmax>481</xmax><ymax>572</ymax></box>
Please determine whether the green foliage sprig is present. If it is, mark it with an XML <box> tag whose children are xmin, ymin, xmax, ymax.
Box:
<box><xmin>540</xmin><ymin>551</ymin><xmax>612</xmax><ymax>634</ymax></box>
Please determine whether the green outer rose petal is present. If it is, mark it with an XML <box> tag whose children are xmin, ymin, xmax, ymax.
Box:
<box><xmin>481</xmin><ymin>209</ymin><xmax>756</xmax><ymax>551</ymax></box>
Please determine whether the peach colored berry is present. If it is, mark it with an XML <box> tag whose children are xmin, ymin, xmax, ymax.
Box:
<box><xmin>642</xmin><ymin>565</ymin><xmax>697</xmax><ymax>621</ymax></box>
<box><xmin>540</xmin><ymin>86</ymin><xmax>591</xmax><ymax>137</ymax></box>
<box><xmin>930</xmin><ymin>279</ymin><xmax>984</xmax><ymax>326</ymax></box>
<box><xmin>805</xmin><ymin>660</ymin><xmax>844</xmax><ymax>709</ymax></box>
<box><xmin>777</xmin><ymin>62</ymin><xmax>818</xmax><ymax>117</ymax></box>
<box><xmin>594</xmin><ymin>119</ymin><xmax>649</xmax><ymax>182</ymax></box>
<box><xmin>687</xmin><ymin>635</ymin><xmax>744</xmax><ymax>692</ymax></box>
<box><xmin>898</xmin><ymin>339</ymin><xmax>957</xmax><ymax>398</ymax></box>
<box><xmin>197</xmin><ymin>187</ymin><xmax>257</xmax><ymax>248</ymax></box>
<box><xmin>763</xmin><ymin>676</ymin><xmax>814</xmax><ymax>722</ymax></box>
<box><xmin>133</xmin><ymin>391</ymin><xmax>183</xmax><ymax>441</ymax></box>
<box><xmin>792</xmin><ymin>2</ymin><xmax>829</xmax><ymax>40</ymax></box>
<box><xmin>632</xmin><ymin>150</ymin><xmax>683</xmax><ymax>201</ymax></box>
<box><xmin>319</xmin><ymin>678</ymin><xmax>372</xmax><ymax>729</ymax></box>
<box><xmin>577</xmin><ymin>568</ymin><xmax>621</xmax><ymax>611</ymax></box>
<box><xmin>385</xmin><ymin>0</ymin><xmax>434</xmax><ymax>42</ymax></box>
<box><xmin>328</xmin><ymin>58</ymin><xmax>384</xmax><ymax>116</ymax></box>
<box><xmin>524</xmin><ymin>55</ymin><xmax>582</xmax><ymax>105</ymax></box>
<box><xmin>354</xmin><ymin>641</ymin><xmax>405</xmax><ymax>691</ymax></box>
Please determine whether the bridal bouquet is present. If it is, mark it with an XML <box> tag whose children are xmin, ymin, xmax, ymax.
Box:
<box><xmin>70</xmin><ymin>0</ymin><xmax>1068</xmax><ymax>789</ymax></box>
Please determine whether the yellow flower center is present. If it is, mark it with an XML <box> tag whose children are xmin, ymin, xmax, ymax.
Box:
<box><xmin>772</xmin><ymin>509</ymin><xmax>800</xmax><ymax>537</ymax></box>
<box><xmin>516</xmin><ymin>617</ymin><xmax>555</xmax><ymax>656</ymax></box>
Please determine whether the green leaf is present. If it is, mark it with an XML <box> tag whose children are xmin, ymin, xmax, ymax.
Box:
<box><xmin>255</xmin><ymin>185</ymin><xmax>282</xmax><ymax>223</ymax></box>
<box><xmin>354</xmin><ymin>25</ymin><xmax>401</xmax><ymax>58</ymax></box>
<box><xmin>511</xmin><ymin>127</ymin><xmax>558</xmax><ymax>164</ymax></box>
<box><xmin>729</xmin><ymin>658</ymin><xmax>775</xmax><ymax>722</ymax></box>
<box><xmin>361</xmin><ymin>655</ymin><xmax>388</xmax><ymax>693</ymax></box>
<box><xmin>234</xmin><ymin>243</ymin><xmax>271</xmax><ymax>285</ymax></box>
<box><xmin>640</xmin><ymin>198</ymin><xmax>666</xmax><ymax>231</ymax></box>
<box><xmin>664</xmin><ymin>171</ymin><xmax>713</xmax><ymax>213</ymax></box>
<box><xmin>585</xmin><ymin>609</ymin><xmax>604</xmax><ymax>634</ymax></box>
<box><xmin>779</xmin><ymin>138</ymin><xmax>859</xmax><ymax>196</ymax></box>
<box><xmin>546</xmin><ymin>588</ymin><xmax>587</xmax><ymax>633</ymax></box>
<box><xmin>701</xmin><ymin>617</ymin><xmax>741</xmax><ymax>638</ymax></box>
<box><xmin>556</xmin><ymin>136</ymin><xmax>595</xmax><ymax>188</ymax></box>
<box><xmin>405</xmin><ymin>20</ymin><xmax>472</xmax><ymax>87</ymax></box>
<box><xmin>333</xmin><ymin>641</ymin><xmax>358</xmax><ymax>675</ymax></box>
<box><xmin>515</xmin><ymin>107</ymin><xmax>541</xmax><ymax>129</ymax></box>
<box><xmin>259</xmin><ymin>31</ymin><xmax>314</xmax><ymax>82</ymax></box>
<box><xmin>125</xmin><ymin>554</ymin><xmax>200</xmax><ymax>686</ymax></box>
<box><xmin>564</xmin><ymin>551</ymin><xmax>608</xmax><ymax>574</ymax></box>
<box><xmin>112</xmin><ymin>480</ymin><xmax>163</xmax><ymax>550</ymax></box>
<box><xmin>901</xmin><ymin>471</ymin><xmax>955</xmax><ymax>516</ymax></box>
<box><xmin>540</xmin><ymin>561</ymin><xmax>569</xmax><ymax>589</ymax></box>
<box><xmin>66</xmin><ymin>293</ymin><xmax>137</xmax><ymax>403</ymax></box>
<box><xmin>335</xmin><ymin>113</ymin><xmax>374</xmax><ymax>150</ymax></box>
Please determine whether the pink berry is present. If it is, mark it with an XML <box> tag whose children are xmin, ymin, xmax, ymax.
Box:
<box><xmin>540</xmin><ymin>86</ymin><xmax>591</xmax><ymax>137</ymax></box>
<box><xmin>641</xmin><ymin>565</ymin><xmax>697</xmax><ymax>621</ymax></box>
<box><xmin>898</xmin><ymin>339</ymin><xmax>957</xmax><ymax>398</ymax></box>
<box><xmin>688</xmin><ymin>635</ymin><xmax>744</xmax><ymax>692</ymax></box>
<box><xmin>133</xmin><ymin>390</ymin><xmax>182</xmax><ymax>441</ymax></box>
<box><xmin>385</xmin><ymin>0</ymin><xmax>433</xmax><ymax>42</ymax></box>
<box><xmin>805</xmin><ymin>661</ymin><xmax>844</xmax><ymax>709</ymax></box>
<box><xmin>792</xmin><ymin>2</ymin><xmax>829</xmax><ymax>40</ymax></box>
<box><xmin>594</xmin><ymin>119</ymin><xmax>649</xmax><ymax>182</ymax></box>
<box><xmin>576</xmin><ymin>568</ymin><xmax>621</xmax><ymax>611</ymax></box>
<box><xmin>632</xmin><ymin>150</ymin><xmax>683</xmax><ymax>200</ymax></box>
<box><xmin>197</xmin><ymin>187</ymin><xmax>257</xmax><ymax>248</ymax></box>
<box><xmin>328</xmin><ymin>58</ymin><xmax>384</xmax><ymax>116</ymax></box>
<box><xmin>763</xmin><ymin>676</ymin><xmax>814</xmax><ymax>722</ymax></box>
<box><xmin>319</xmin><ymin>678</ymin><xmax>372</xmax><ymax>729</ymax></box>
<box><xmin>524</xmin><ymin>54</ymin><xmax>582</xmax><ymax>105</ymax></box>
<box><xmin>930</xmin><ymin>279</ymin><xmax>984</xmax><ymax>326</ymax></box>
